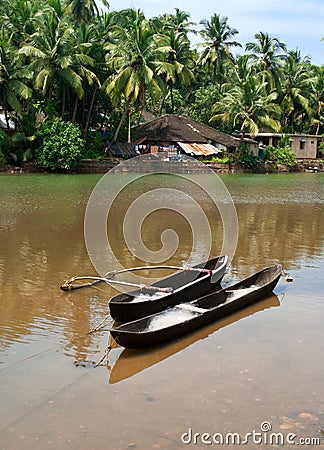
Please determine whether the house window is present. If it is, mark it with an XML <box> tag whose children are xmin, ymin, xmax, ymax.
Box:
<box><xmin>311</xmin><ymin>141</ymin><xmax>314</xmax><ymax>144</ymax></box>
<box><xmin>300</xmin><ymin>140</ymin><xmax>306</xmax><ymax>150</ymax></box>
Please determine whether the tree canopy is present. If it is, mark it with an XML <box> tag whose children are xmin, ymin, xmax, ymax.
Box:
<box><xmin>0</xmin><ymin>0</ymin><xmax>323</xmax><ymax>160</ymax></box>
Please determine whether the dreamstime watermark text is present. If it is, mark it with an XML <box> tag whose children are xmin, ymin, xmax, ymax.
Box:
<box><xmin>180</xmin><ymin>421</ymin><xmax>321</xmax><ymax>446</ymax></box>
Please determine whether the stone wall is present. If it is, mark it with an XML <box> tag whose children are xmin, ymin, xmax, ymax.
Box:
<box><xmin>1</xmin><ymin>157</ymin><xmax>322</xmax><ymax>174</ymax></box>
<box><xmin>76</xmin><ymin>158</ymin><xmax>120</xmax><ymax>173</ymax></box>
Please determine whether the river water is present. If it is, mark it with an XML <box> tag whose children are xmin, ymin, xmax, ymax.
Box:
<box><xmin>0</xmin><ymin>172</ymin><xmax>323</xmax><ymax>449</ymax></box>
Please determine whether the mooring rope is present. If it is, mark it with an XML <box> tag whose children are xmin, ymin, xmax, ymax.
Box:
<box><xmin>60</xmin><ymin>264</ymin><xmax>212</xmax><ymax>292</ymax></box>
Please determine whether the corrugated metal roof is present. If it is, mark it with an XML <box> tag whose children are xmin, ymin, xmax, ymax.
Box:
<box><xmin>177</xmin><ymin>142</ymin><xmax>220</xmax><ymax>156</ymax></box>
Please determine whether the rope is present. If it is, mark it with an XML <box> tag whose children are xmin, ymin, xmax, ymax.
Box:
<box><xmin>281</xmin><ymin>269</ymin><xmax>293</xmax><ymax>282</ymax></box>
<box><xmin>94</xmin><ymin>345</ymin><xmax>112</xmax><ymax>368</ymax></box>
<box><xmin>105</xmin><ymin>264</ymin><xmax>211</xmax><ymax>277</ymax></box>
<box><xmin>61</xmin><ymin>275</ymin><xmax>174</xmax><ymax>293</ymax></box>
<box><xmin>87</xmin><ymin>313</ymin><xmax>111</xmax><ymax>335</ymax></box>
<box><xmin>60</xmin><ymin>264</ymin><xmax>213</xmax><ymax>292</ymax></box>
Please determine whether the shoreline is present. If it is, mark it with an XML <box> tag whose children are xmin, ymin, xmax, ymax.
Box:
<box><xmin>0</xmin><ymin>158</ymin><xmax>323</xmax><ymax>175</ymax></box>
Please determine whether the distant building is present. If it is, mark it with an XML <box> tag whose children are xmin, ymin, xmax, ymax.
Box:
<box><xmin>133</xmin><ymin>114</ymin><xmax>258</xmax><ymax>157</ymax></box>
<box><xmin>247</xmin><ymin>133</ymin><xmax>322</xmax><ymax>159</ymax></box>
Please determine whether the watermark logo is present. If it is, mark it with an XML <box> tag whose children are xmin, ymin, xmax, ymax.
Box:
<box><xmin>260</xmin><ymin>421</ymin><xmax>272</xmax><ymax>432</ymax></box>
<box><xmin>84</xmin><ymin>154</ymin><xmax>238</xmax><ymax>292</ymax></box>
<box><xmin>180</xmin><ymin>422</ymin><xmax>321</xmax><ymax>446</ymax></box>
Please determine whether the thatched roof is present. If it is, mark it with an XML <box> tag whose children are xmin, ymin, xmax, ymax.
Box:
<box><xmin>133</xmin><ymin>114</ymin><xmax>239</xmax><ymax>149</ymax></box>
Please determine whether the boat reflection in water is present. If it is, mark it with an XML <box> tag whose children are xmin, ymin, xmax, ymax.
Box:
<box><xmin>107</xmin><ymin>294</ymin><xmax>280</xmax><ymax>384</ymax></box>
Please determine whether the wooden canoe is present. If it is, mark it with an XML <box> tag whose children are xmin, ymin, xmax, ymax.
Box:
<box><xmin>109</xmin><ymin>264</ymin><xmax>282</xmax><ymax>348</ymax></box>
<box><xmin>108</xmin><ymin>294</ymin><xmax>280</xmax><ymax>384</ymax></box>
<box><xmin>109</xmin><ymin>255</ymin><xmax>228</xmax><ymax>322</ymax></box>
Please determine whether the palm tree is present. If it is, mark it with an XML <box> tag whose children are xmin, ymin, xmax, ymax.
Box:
<box><xmin>154</xmin><ymin>28</ymin><xmax>195</xmax><ymax>114</ymax></box>
<box><xmin>155</xmin><ymin>8</ymin><xmax>196</xmax><ymax>34</ymax></box>
<box><xmin>309</xmin><ymin>64</ymin><xmax>324</xmax><ymax>135</ymax></box>
<box><xmin>65</xmin><ymin>0</ymin><xmax>109</xmax><ymax>23</ymax></box>
<box><xmin>210</xmin><ymin>67</ymin><xmax>281</xmax><ymax>142</ymax></box>
<box><xmin>71</xmin><ymin>21</ymin><xmax>101</xmax><ymax>135</ymax></box>
<box><xmin>18</xmin><ymin>6</ymin><xmax>83</xmax><ymax>117</ymax></box>
<box><xmin>245</xmin><ymin>31</ymin><xmax>287</xmax><ymax>90</ymax></box>
<box><xmin>103</xmin><ymin>9</ymin><xmax>171</xmax><ymax>140</ymax></box>
<box><xmin>0</xmin><ymin>26</ymin><xmax>32</xmax><ymax>127</ymax></box>
<box><xmin>198</xmin><ymin>13</ymin><xmax>241</xmax><ymax>82</ymax></box>
<box><xmin>0</xmin><ymin>0</ymin><xmax>45</xmax><ymax>48</ymax></box>
<box><xmin>279</xmin><ymin>50</ymin><xmax>313</xmax><ymax>132</ymax></box>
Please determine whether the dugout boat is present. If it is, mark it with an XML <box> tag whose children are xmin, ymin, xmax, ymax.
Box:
<box><xmin>108</xmin><ymin>294</ymin><xmax>281</xmax><ymax>384</ymax></box>
<box><xmin>109</xmin><ymin>264</ymin><xmax>282</xmax><ymax>349</ymax></box>
<box><xmin>108</xmin><ymin>255</ymin><xmax>228</xmax><ymax>322</ymax></box>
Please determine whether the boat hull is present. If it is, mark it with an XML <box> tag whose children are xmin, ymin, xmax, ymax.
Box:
<box><xmin>110</xmin><ymin>265</ymin><xmax>282</xmax><ymax>348</ymax></box>
<box><xmin>109</xmin><ymin>256</ymin><xmax>227</xmax><ymax>322</ymax></box>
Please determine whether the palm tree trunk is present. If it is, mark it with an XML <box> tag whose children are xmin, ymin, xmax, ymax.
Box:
<box><xmin>159</xmin><ymin>96</ymin><xmax>165</xmax><ymax>116</ymax></box>
<box><xmin>61</xmin><ymin>88</ymin><xmax>66</xmax><ymax>118</ymax></box>
<box><xmin>113</xmin><ymin>100</ymin><xmax>131</xmax><ymax>142</ymax></box>
<box><xmin>107</xmin><ymin>106</ymin><xmax>116</xmax><ymax>126</ymax></box>
<box><xmin>169</xmin><ymin>80</ymin><xmax>174</xmax><ymax>114</ymax></box>
<box><xmin>84</xmin><ymin>85</ymin><xmax>97</xmax><ymax>138</ymax></box>
<box><xmin>72</xmin><ymin>96</ymin><xmax>79</xmax><ymax>123</ymax></box>
<box><xmin>316</xmin><ymin>122</ymin><xmax>320</xmax><ymax>136</ymax></box>
<box><xmin>238</xmin><ymin>128</ymin><xmax>245</xmax><ymax>152</ymax></box>
<box><xmin>316</xmin><ymin>103</ymin><xmax>321</xmax><ymax>135</ymax></box>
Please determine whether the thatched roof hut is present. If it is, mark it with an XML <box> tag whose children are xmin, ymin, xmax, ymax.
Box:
<box><xmin>133</xmin><ymin>114</ymin><xmax>240</xmax><ymax>154</ymax></box>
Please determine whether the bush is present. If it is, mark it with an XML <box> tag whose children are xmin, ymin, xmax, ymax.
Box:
<box><xmin>235</xmin><ymin>145</ymin><xmax>258</xmax><ymax>168</ymax></box>
<box><xmin>318</xmin><ymin>142</ymin><xmax>324</xmax><ymax>158</ymax></box>
<box><xmin>264</xmin><ymin>144</ymin><xmax>296</xmax><ymax>167</ymax></box>
<box><xmin>83</xmin><ymin>133</ymin><xmax>105</xmax><ymax>159</ymax></box>
<box><xmin>238</xmin><ymin>151</ymin><xmax>258</xmax><ymax>168</ymax></box>
<box><xmin>264</xmin><ymin>145</ymin><xmax>276</xmax><ymax>161</ymax></box>
<box><xmin>273</xmin><ymin>147</ymin><xmax>296</xmax><ymax>166</ymax></box>
<box><xmin>35</xmin><ymin>119</ymin><xmax>84</xmax><ymax>170</ymax></box>
<box><xmin>0</xmin><ymin>150</ymin><xmax>6</xmax><ymax>165</ymax></box>
<box><xmin>207</xmin><ymin>155</ymin><xmax>230</xmax><ymax>163</ymax></box>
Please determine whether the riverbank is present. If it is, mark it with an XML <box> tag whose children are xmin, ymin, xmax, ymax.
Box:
<box><xmin>0</xmin><ymin>157</ymin><xmax>323</xmax><ymax>174</ymax></box>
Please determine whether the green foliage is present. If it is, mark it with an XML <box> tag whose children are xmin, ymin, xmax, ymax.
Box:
<box><xmin>0</xmin><ymin>129</ymin><xmax>5</xmax><ymax>149</ymax></box>
<box><xmin>238</xmin><ymin>149</ymin><xmax>258</xmax><ymax>168</ymax></box>
<box><xmin>264</xmin><ymin>144</ymin><xmax>297</xmax><ymax>167</ymax></box>
<box><xmin>318</xmin><ymin>141</ymin><xmax>324</xmax><ymax>156</ymax></box>
<box><xmin>35</xmin><ymin>119</ymin><xmax>84</xmax><ymax>170</ymax></box>
<box><xmin>0</xmin><ymin>0</ymin><xmax>323</xmax><ymax>146</ymax></box>
<box><xmin>207</xmin><ymin>155</ymin><xmax>230</xmax><ymax>163</ymax></box>
<box><xmin>22</xmin><ymin>148</ymin><xmax>33</xmax><ymax>162</ymax></box>
<box><xmin>278</xmin><ymin>135</ymin><xmax>291</xmax><ymax>148</ymax></box>
<box><xmin>187</xmin><ymin>85</ymin><xmax>221</xmax><ymax>124</ymax></box>
<box><xmin>0</xmin><ymin>152</ymin><xmax>6</xmax><ymax>164</ymax></box>
<box><xmin>83</xmin><ymin>133</ymin><xmax>105</xmax><ymax>158</ymax></box>
<box><xmin>264</xmin><ymin>145</ymin><xmax>276</xmax><ymax>161</ymax></box>
<box><xmin>163</xmin><ymin>89</ymin><xmax>185</xmax><ymax>115</ymax></box>
<box><xmin>4</xmin><ymin>113</ymin><xmax>38</xmax><ymax>162</ymax></box>
<box><xmin>273</xmin><ymin>147</ymin><xmax>296</xmax><ymax>166</ymax></box>
<box><xmin>0</xmin><ymin>130</ymin><xmax>7</xmax><ymax>164</ymax></box>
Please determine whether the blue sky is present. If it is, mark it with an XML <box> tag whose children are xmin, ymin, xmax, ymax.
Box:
<box><xmin>102</xmin><ymin>0</ymin><xmax>324</xmax><ymax>65</ymax></box>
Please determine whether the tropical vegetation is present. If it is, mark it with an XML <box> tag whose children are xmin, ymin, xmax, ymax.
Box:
<box><xmin>35</xmin><ymin>118</ymin><xmax>84</xmax><ymax>170</ymax></box>
<box><xmin>0</xmin><ymin>0</ymin><xmax>323</xmax><ymax>167</ymax></box>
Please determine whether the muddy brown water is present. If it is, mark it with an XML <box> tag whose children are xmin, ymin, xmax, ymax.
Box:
<box><xmin>0</xmin><ymin>172</ymin><xmax>323</xmax><ymax>449</ymax></box>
